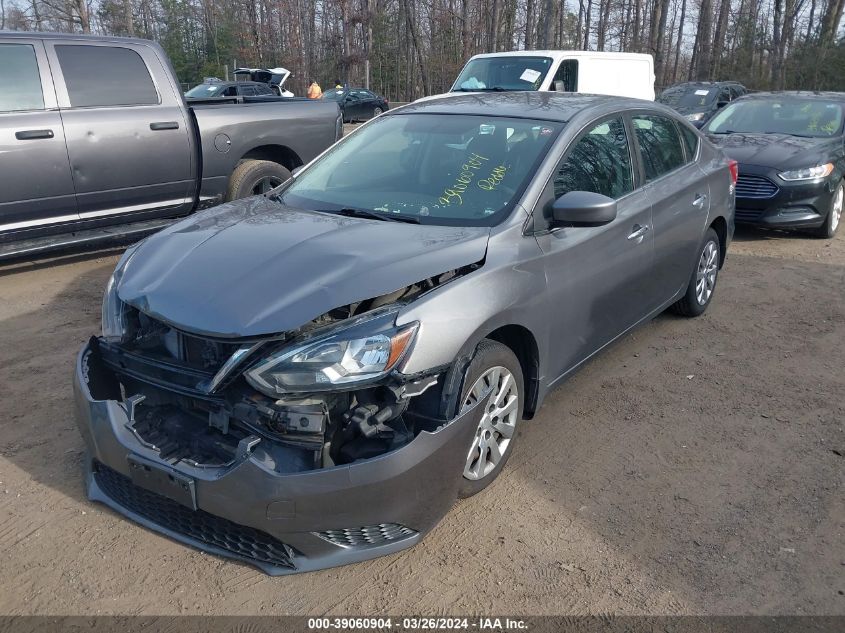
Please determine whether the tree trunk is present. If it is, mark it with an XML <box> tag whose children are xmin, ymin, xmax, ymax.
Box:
<box><xmin>525</xmin><ymin>0</ymin><xmax>535</xmax><ymax>48</ymax></box>
<box><xmin>401</xmin><ymin>0</ymin><xmax>429</xmax><ymax>96</ymax></box>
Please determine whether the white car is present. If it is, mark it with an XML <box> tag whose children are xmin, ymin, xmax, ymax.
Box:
<box><xmin>441</xmin><ymin>50</ymin><xmax>654</xmax><ymax>101</ymax></box>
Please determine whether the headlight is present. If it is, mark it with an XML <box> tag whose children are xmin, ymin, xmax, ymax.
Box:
<box><xmin>101</xmin><ymin>245</ymin><xmax>138</xmax><ymax>342</ymax></box>
<box><xmin>686</xmin><ymin>112</ymin><xmax>706</xmax><ymax>122</ymax></box>
<box><xmin>778</xmin><ymin>163</ymin><xmax>834</xmax><ymax>181</ymax></box>
<box><xmin>246</xmin><ymin>309</ymin><xmax>418</xmax><ymax>395</ymax></box>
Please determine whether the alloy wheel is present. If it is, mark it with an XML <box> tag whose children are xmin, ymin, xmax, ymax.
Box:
<box><xmin>831</xmin><ymin>185</ymin><xmax>843</xmax><ymax>233</ymax></box>
<box><xmin>695</xmin><ymin>240</ymin><xmax>719</xmax><ymax>305</ymax></box>
<box><xmin>461</xmin><ymin>366</ymin><xmax>519</xmax><ymax>480</ymax></box>
<box><xmin>251</xmin><ymin>176</ymin><xmax>285</xmax><ymax>195</ymax></box>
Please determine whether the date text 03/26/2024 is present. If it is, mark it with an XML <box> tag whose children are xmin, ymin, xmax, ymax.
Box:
<box><xmin>307</xmin><ymin>617</ymin><xmax>529</xmax><ymax>630</ymax></box>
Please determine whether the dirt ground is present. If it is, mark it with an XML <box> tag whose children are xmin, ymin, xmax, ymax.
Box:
<box><xmin>0</xmin><ymin>224</ymin><xmax>842</xmax><ymax>616</ymax></box>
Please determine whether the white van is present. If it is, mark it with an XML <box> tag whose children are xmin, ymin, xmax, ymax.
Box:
<box><xmin>448</xmin><ymin>50</ymin><xmax>655</xmax><ymax>101</ymax></box>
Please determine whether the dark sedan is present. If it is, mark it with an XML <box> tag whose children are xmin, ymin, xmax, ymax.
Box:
<box><xmin>322</xmin><ymin>87</ymin><xmax>389</xmax><ymax>122</ymax></box>
<box><xmin>185</xmin><ymin>80</ymin><xmax>275</xmax><ymax>98</ymax></box>
<box><xmin>704</xmin><ymin>92</ymin><xmax>844</xmax><ymax>238</ymax></box>
<box><xmin>658</xmin><ymin>81</ymin><xmax>747</xmax><ymax>128</ymax></box>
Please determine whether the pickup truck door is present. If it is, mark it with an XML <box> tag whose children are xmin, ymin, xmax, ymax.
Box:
<box><xmin>45</xmin><ymin>40</ymin><xmax>195</xmax><ymax>221</ymax></box>
<box><xmin>0</xmin><ymin>39</ymin><xmax>77</xmax><ymax>232</ymax></box>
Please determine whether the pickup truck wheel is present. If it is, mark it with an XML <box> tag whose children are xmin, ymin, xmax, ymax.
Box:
<box><xmin>670</xmin><ymin>227</ymin><xmax>720</xmax><ymax>317</ymax></box>
<box><xmin>226</xmin><ymin>160</ymin><xmax>292</xmax><ymax>201</ymax></box>
<box><xmin>457</xmin><ymin>340</ymin><xmax>523</xmax><ymax>499</ymax></box>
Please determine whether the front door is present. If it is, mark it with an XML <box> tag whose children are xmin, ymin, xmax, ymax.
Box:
<box><xmin>45</xmin><ymin>40</ymin><xmax>194</xmax><ymax>221</ymax></box>
<box><xmin>534</xmin><ymin>116</ymin><xmax>657</xmax><ymax>382</ymax></box>
<box><xmin>0</xmin><ymin>39</ymin><xmax>77</xmax><ymax>232</ymax></box>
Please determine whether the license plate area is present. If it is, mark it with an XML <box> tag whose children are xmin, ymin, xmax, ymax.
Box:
<box><xmin>127</xmin><ymin>455</ymin><xmax>197</xmax><ymax>510</ymax></box>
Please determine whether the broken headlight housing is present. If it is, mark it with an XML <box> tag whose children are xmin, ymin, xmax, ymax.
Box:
<box><xmin>101</xmin><ymin>245</ymin><xmax>138</xmax><ymax>342</ymax></box>
<box><xmin>246</xmin><ymin>309</ymin><xmax>418</xmax><ymax>395</ymax></box>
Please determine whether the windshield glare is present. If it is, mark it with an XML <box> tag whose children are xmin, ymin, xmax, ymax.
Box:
<box><xmin>658</xmin><ymin>86</ymin><xmax>717</xmax><ymax>109</ymax></box>
<box><xmin>705</xmin><ymin>99</ymin><xmax>844</xmax><ymax>137</ymax></box>
<box><xmin>452</xmin><ymin>56</ymin><xmax>552</xmax><ymax>91</ymax></box>
<box><xmin>279</xmin><ymin>114</ymin><xmax>562</xmax><ymax>226</ymax></box>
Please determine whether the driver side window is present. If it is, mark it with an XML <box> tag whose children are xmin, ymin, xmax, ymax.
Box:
<box><xmin>554</xmin><ymin>117</ymin><xmax>634</xmax><ymax>200</ymax></box>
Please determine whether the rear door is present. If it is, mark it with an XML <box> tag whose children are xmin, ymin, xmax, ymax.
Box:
<box><xmin>46</xmin><ymin>40</ymin><xmax>194</xmax><ymax>221</ymax></box>
<box><xmin>0</xmin><ymin>38</ymin><xmax>77</xmax><ymax>232</ymax></box>
<box><xmin>632</xmin><ymin>113</ymin><xmax>710</xmax><ymax>299</ymax></box>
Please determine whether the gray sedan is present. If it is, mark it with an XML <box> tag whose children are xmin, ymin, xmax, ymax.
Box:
<box><xmin>75</xmin><ymin>92</ymin><xmax>735</xmax><ymax>574</ymax></box>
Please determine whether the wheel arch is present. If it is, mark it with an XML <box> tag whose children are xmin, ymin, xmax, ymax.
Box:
<box><xmin>240</xmin><ymin>145</ymin><xmax>303</xmax><ymax>171</ymax></box>
<box><xmin>485</xmin><ymin>325</ymin><xmax>541</xmax><ymax>420</ymax></box>
<box><xmin>709</xmin><ymin>215</ymin><xmax>728</xmax><ymax>268</ymax></box>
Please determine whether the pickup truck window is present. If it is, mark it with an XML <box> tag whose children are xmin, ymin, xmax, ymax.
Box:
<box><xmin>56</xmin><ymin>45</ymin><xmax>158</xmax><ymax>108</ymax></box>
<box><xmin>0</xmin><ymin>44</ymin><xmax>44</xmax><ymax>112</ymax></box>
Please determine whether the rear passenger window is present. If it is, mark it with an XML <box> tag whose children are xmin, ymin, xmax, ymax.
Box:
<box><xmin>679</xmin><ymin>125</ymin><xmax>699</xmax><ymax>160</ymax></box>
<box><xmin>0</xmin><ymin>44</ymin><xmax>44</xmax><ymax>112</ymax></box>
<box><xmin>554</xmin><ymin>117</ymin><xmax>633</xmax><ymax>199</ymax></box>
<box><xmin>56</xmin><ymin>45</ymin><xmax>158</xmax><ymax>108</ymax></box>
<box><xmin>632</xmin><ymin>115</ymin><xmax>686</xmax><ymax>181</ymax></box>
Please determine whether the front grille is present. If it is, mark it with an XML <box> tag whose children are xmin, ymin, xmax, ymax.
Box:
<box><xmin>94</xmin><ymin>462</ymin><xmax>296</xmax><ymax>569</ymax></box>
<box><xmin>735</xmin><ymin>208</ymin><xmax>765</xmax><ymax>222</ymax></box>
<box><xmin>317</xmin><ymin>523</ymin><xmax>416</xmax><ymax>548</ymax></box>
<box><xmin>736</xmin><ymin>174</ymin><xmax>779</xmax><ymax>199</ymax></box>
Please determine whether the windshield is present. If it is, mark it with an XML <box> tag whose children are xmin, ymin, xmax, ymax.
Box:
<box><xmin>322</xmin><ymin>88</ymin><xmax>345</xmax><ymax>101</ymax></box>
<box><xmin>185</xmin><ymin>83</ymin><xmax>225</xmax><ymax>98</ymax></box>
<box><xmin>705</xmin><ymin>99</ymin><xmax>844</xmax><ymax>137</ymax></box>
<box><xmin>451</xmin><ymin>56</ymin><xmax>553</xmax><ymax>91</ymax></box>
<box><xmin>279</xmin><ymin>114</ymin><xmax>562</xmax><ymax>226</ymax></box>
<box><xmin>658</xmin><ymin>85</ymin><xmax>717</xmax><ymax>109</ymax></box>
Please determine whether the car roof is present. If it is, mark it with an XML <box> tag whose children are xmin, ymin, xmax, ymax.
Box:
<box><xmin>663</xmin><ymin>81</ymin><xmax>742</xmax><ymax>90</ymax></box>
<box><xmin>469</xmin><ymin>50</ymin><xmax>653</xmax><ymax>62</ymax></box>
<box><xmin>0</xmin><ymin>30</ymin><xmax>157</xmax><ymax>46</ymax></box>
<box><xmin>391</xmin><ymin>92</ymin><xmax>662</xmax><ymax>123</ymax></box>
<box><xmin>737</xmin><ymin>90</ymin><xmax>845</xmax><ymax>101</ymax></box>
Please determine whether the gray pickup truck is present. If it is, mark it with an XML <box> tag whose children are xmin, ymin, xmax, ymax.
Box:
<box><xmin>0</xmin><ymin>32</ymin><xmax>342</xmax><ymax>260</ymax></box>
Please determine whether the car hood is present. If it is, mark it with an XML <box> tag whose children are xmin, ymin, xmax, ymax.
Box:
<box><xmin>705</xmin><ymin>132</ymin><xmax>840</xmax><ymax>169</ymax></box>
<box><xmin>116</xmin><ymin>197</ymin><xmax>490</xmax><ymax>338</ymax></box>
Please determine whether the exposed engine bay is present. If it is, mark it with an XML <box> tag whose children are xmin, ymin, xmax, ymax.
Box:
<box><xmin>90</xmin><ymin>266</ymin><xmax>478</xmax><ymax>474</ymax></box>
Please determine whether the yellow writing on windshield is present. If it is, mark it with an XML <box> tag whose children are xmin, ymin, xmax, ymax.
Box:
<box><xmin>439</xmin><ymin>152</ymin><xmax>489</xmax><ymax>205</ymax></box>
<box><xmin>478</xmin><ymin>165</ymin><xmax>508</xmax><ymax>191</ymax></box>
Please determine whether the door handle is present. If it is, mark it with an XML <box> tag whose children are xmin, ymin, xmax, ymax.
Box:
<box><xmin>627</xmin><ymin>224</ymin><xmax>649</xmax><ymax>243</ymax></box>
<box><xmin>149</xmin><ymin>121</ymin><xmax>179</xmax><ymax>131</ymax></box>
<box><xmin>692</xmin><ymin>194</ymin><xmax>707</xmax><ymax>209</ymax></box>
<box><xmin>15</xmin><ymin>129</ymin><xmax>54</xmax><ymax>140</ymax></box>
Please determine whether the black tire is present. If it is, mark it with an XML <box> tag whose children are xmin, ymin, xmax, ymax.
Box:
<box><xmin>226</xmin><ymin>160</ymin><xmax>291</xmax><ymax>201</ymax></box>
<box><xmin>457</xmin><ymin>339</ymin><xmax>524</xmax><ymax>499</ymax></box>
<box><xmin>670</xmin><ymin>227</ymin><xmax>721</xmax><ymax>317</ymax></box>
<box><xmin>812</xmin><ymin>181</ymin><xmax>843</xmax><ymax>239</ymax></box>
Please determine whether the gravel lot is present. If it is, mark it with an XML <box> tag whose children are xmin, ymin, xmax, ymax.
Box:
<box><xmin>0</xmin><ymin>224</ymin><xmax>842</xmax><ymax>616</ymax></box>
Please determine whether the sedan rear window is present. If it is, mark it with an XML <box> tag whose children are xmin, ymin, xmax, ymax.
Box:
<box><xmin>705</xmin><ymin>99</ymin><xmax>844</xmax><ymax>137</ymax></box>
<box><xmin>280</xmin><ymin>114</ymin><xmax>562</xmax><ymax>226</ymax></box>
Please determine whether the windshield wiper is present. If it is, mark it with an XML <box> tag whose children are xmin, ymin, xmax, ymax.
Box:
<box><xmin>328</xmin><ymin>208</ymin><xmax>421</xmax><ymax>224</ymax></box>
<box><xmin>452</xmin><ymin>86</ymin><xmax>512</xmax><ymax>92</ymax></box>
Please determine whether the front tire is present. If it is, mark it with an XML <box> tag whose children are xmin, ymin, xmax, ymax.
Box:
<box><xmin>813</xmin><ymin>181</ymin><xmax>843</xmax><ymax>239</ymax></box>
<box><xmin>226</xmin><ymin>160</ymin><xmax>292</xmax><ymax>201</ymax></box>
<box><xmin>670</xmin><ymin>228</ymin><xmax>721</xmax><ymax>317</ymax></box>
<box><xmin>457</xmin><ymin>340</ymin><xmax>523</xmax><ymax>498</ymax></box>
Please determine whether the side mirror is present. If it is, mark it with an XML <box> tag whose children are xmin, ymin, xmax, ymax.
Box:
<box><xmin>552</xmin><ymin>191</ymin><xmax>617</xmax><ymax>226</ymax></box>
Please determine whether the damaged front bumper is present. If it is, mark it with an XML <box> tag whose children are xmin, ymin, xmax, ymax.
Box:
<box><xmin>73</xmin><ymin>340</ymin><xmax>485</xmax><ymax>575</ymax></box>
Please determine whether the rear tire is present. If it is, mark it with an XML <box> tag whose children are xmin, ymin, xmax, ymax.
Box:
<box><xmin>372</xmin><ymin>106</ymin><xmax>383</xmax><ymax>119</ymax></box>
<box><xmin>226</xmin><ymin>160</ymin><xmax>291</xmax><ymax>201</ymax></box>
<box><xmin>457</xmin><ymin>340</ymin><xmax>523</xmax><ymax>499</ymax></box>
<box><xmin>812</xmin><ymin>181</ymin><xmax>843</xmax><ymax>239</ymax></box>
<box><xmin>670</xmin><ymin>228</ymin><xmax>721</xmax><ymax>317</ymax></box>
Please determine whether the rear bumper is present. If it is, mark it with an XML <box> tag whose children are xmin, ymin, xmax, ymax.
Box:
<box><xmin>74</xmin><ymin>341</ymin><xmax>484</xmax><ymax>575</ymax></box>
